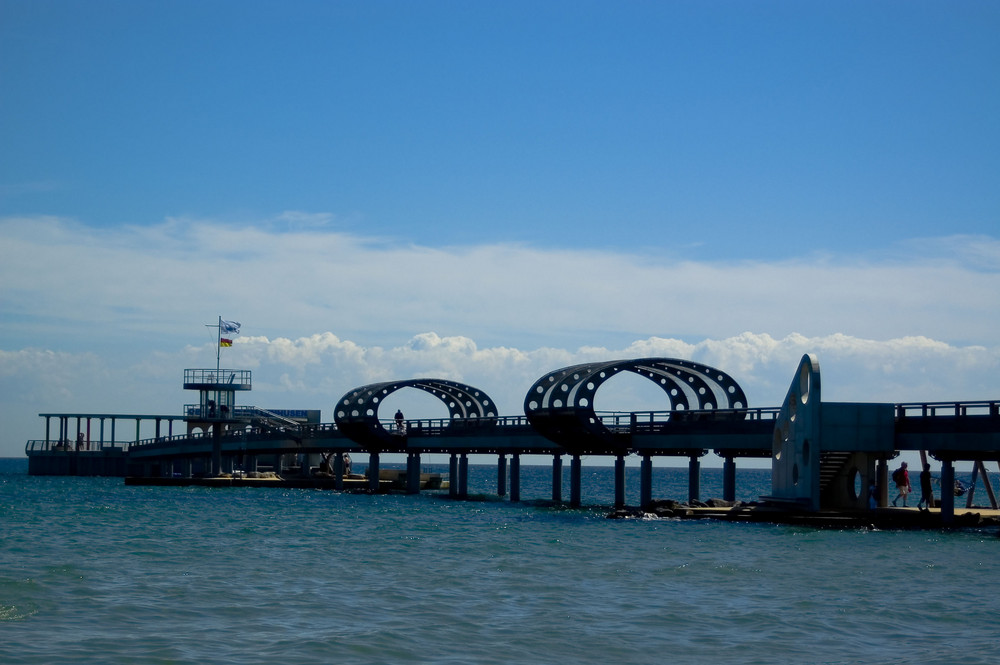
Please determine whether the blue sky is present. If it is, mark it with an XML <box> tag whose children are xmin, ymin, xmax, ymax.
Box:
<box><xmin>1</xmin><ymin>1</ymin><xmax>998</xmax><ymax>462</ymax></box>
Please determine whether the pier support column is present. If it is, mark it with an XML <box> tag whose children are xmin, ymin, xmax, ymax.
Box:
<box><xmin>458</xmin><ymin>454</ymin><xmax>469</xmax><ymax>498</ymax></box>
<box><xmin>211</xmin><ymin>424</ymin><xmax>222</xmax><ymax>477</ymax></box>
<box><xmin>497</xmin><ymin>455</ymin><xmax>507</xmax><ymax>497</ymax></box>
<box><xmin>723</xmin><ymin>456</ymin><xmax>736</xmax><ymax>502</ymax></box>
<box><xmin>552</xmin><ymin>455</ymin><xmax>563</xmax><ymax>502</ymax></box>
<box><xmin>510</xmin><ymin>453</ymin><xmax>521</xmax><ymax>502</ymax></box>
<box><xmin>688</xmin><ymin>455</ymin><xmax>701</xmax><ymax>503</ymax></box>
<box><xmin>333</xmin><ymin>452</ymin><xmax>344</xmax><ymax>490</ymax></box>
<box><xmin>570</xmin><ymin>455</ymin><xmax>582</xmax><ymax>507</ymax></box>
<box><xmin>181</xmin><ymin>458</ymin><xmax>192</xmax><ymax>479</ymax></box>
<box><xmin>407</xmin><ymin>452</ymin><xmax>421</xmax><ymax>494</ymax></box>
<box><xmin>877</xmin><ymin>458</ymin><xmax>889</xmax><ymax>507</ymax></box>
<box><xmin>614</xmin><ymin>455</ymin><xmax>626</xmax><ymax>509</ymax></box>
<box><xmin>368</xmin><ymin>452</ymin><xmax>381</xmax><ymax>492</ymax></box>
<box><xmin>640</xmin><ymin>455</ymin><xmax>653</xmax><ymax>509</ymax></box>
<box><xmin>449</xmin><ymin>454</ymin><xmax>459</xmax><ymax>497</ymax></box>
<box><xmin>940</xmin><ymin>460</ymin><xmax>955</xmax><ymax>525</ymax></box>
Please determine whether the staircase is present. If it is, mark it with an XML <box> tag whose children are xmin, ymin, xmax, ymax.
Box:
<box><xmin>818</xmin><ymin>451</ymin><xmax>853</xmax><ymax>493</ymax></box>
<box><xmin>247</xmin><ymin>407</ymin><xmax>302</xmax><ymax>434</ymax></box>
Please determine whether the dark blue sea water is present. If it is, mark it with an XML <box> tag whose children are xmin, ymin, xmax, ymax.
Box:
<box><xmin>2</xmin><ymin>457</ymin><xmax>999</xmax><ymax>665</ymax></box>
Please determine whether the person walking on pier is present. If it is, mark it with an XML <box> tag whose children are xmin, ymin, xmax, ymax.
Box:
<box><xmin>892</xmin><ymin>461</ymin><xmax>912</xmax><ymax>507</ymax></box>
<box><xmin>917</xmin><ymin>463</ymin><xmax>934</xmax><ymax>511</ymax></box>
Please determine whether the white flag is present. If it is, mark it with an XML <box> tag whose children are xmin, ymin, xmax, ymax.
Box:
<box><xmin>220</xmin><ymin>320</ymin><xmax>241</xmax><ymax>334</ymax></box>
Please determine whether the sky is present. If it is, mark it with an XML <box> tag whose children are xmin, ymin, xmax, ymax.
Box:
<box><xmin>1</xmin><ymin>1</ymin><xmax>998</xmax><ymax>466</ymax></box>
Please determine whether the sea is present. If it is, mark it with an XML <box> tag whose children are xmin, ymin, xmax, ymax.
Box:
<box><xmin>2</xmin><ymin>456</ymin><xmax>999</xmax><ymax>665</ymax></box>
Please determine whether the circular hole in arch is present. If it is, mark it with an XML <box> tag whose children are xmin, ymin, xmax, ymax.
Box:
<box><xmin>553</xmin><ymin>399</ymin><xmax>563</xmax><ymax>408</ymax></box>
<box><xmin>351</xmin><ymin>410</ymin><xmax>359</xmax><ymax>417</ymax></box>
<box><xmin>578</xmin><ymin>398</ymin><xmax>589</xmax><ymax>407</ymax></box>
<box><xmin>336</xmin><ymin>410</ymin><xmax>345</xmax><ymax>419</ymax></box>
<box><xmin>548</xmin><ymin>376</ymin><xmax>556</xmax><ymax>383</ymax></box>
<box><xmin>366</xmin><ymin>409</ymin><xmax>374</xmax><ymax>416</ymax></box>
<box><xmin>587</xmin><ymin>382</ymin><xmax>595</xmax><ymax>390</ymax></box>
<box><xmin>799</xmin><ymin>363</ymin><xmax>812</xmax><ymax>405</ymax></box>
<box><xmin>573</xmin><ymin>373</ymin><xmax>580</xmax><ymax>380</ymax></box>
<box><xmin>705</xmin><ymin>403</ymin><xmax>714</xmax><ymax>409</ymax></box>
<box><xmin>527</xmin><ymin>401</ymin><xmax>538</xmax><ymax>410</ymax></box>
<box><xmin>728</xmin><ymin>386</ymin><xmax>736</xmax><ymax>394</ymax></box>
<box><xmin>561</xmin><ymin>384</ymin><xmax>569</xmax><ymax>392</ymax></box>
<box><xmin>698</xmin><ymin>387</ymin><xmax>706</xmax><ymax>395</ymax></box>
<box><xmin>536</xmin><ymin>386</ymin><xmax>544</xmax><ymax>394</ymax></box>
<box><xmin>849</xmin><ymin>467</ymin><xmax>862</xmax><ymax>501</ymax></box>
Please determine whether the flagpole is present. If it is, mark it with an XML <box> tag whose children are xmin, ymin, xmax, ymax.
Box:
<box><xmin>216</xmin><ymin>315</ymin><xmax>222</xmax><ymax>375</ymax></box>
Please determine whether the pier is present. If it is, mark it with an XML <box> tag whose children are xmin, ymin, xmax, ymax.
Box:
<box><xmin>25</xmin><ymin>354</ymin><xmax>1000</xmax><ymax>527</ymax></box>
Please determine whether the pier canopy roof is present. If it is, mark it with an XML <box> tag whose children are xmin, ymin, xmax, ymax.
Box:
<box><xmin>334</xmin><ymin>379</ymin><xmax>498</xmax><ymax>449</ymax></box>
<box><xmin>523</xmin><ymin>358</ymin><xmax>749</xmax><ymax>454</ymax></box>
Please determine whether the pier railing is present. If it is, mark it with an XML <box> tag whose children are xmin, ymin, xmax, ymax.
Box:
<box><xmin>597</xmin><ymin>407</ymin><xmax>781</xmax><ymax>433</ymax></box>
<box><xmin>895</xmin><ymin>400</ymin><xmax>1000</xmax><ymax>418</ymax></box>
<box><xmin>182</xmin><ymin>369</ymin><xmax>252</xmax><ymax>390</ymax></box>
<box><xmin>25</xmin><ymin>439</ymin><xmax>131</xmax><ymax>453</ymax></box>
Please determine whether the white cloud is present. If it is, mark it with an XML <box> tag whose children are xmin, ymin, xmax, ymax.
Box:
<box><xmin>2</xmin><ymin>215</ymin><xmax>999</xmax><ymax>458</ymax></box>
<box><xmin>2</xmin><ymin>215</ymin><xmax>999</xmax><ymax>352</ymax></box>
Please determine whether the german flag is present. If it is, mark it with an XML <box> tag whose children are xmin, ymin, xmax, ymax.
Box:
<box><xmin>220</xmin><ymin>338</ymin><xmax>233</xmax><ymax>347</ymax></box>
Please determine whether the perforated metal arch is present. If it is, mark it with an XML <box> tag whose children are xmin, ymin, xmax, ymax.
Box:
<box><xmin>334</xmin><ymin>378</ymin><xmax>498</xmax><ymax>448</ymax></box>
<box><xmin>523</xmin><ymin>358</ymin><xmax>748</xmax><ymax>453</ymax></box>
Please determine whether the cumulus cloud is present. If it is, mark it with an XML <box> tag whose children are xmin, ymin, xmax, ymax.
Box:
<box><xmin>6</xmin><ymin>329</ymin><xmax>999</xmax><ymax>453</ymax></box>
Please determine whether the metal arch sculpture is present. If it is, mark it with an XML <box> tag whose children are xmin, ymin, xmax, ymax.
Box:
<box><xmin>523</xmin><ymin>358</ymin><xmax>748</xmax><ymax>454</ymax></box>
<box><xmin>334</xmin><ymin>378</ymin><xmax>498</xmax><ymax>450</ymax></box>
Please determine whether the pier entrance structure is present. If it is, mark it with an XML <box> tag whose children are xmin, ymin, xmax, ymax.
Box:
<box><xmin>769</xmin><ymin>354</ymin><xmax>1000</xmax><ymax>523</ymax></box>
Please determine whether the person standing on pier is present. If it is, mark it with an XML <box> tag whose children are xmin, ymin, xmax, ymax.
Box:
<box><xmin>892</xmin><ymin>461</ymin><xmax>912</xmax><ymax>507</ymax></box>
<box><xmin>395</xmin><ymin>409</ymin><xmax>405</xmax><ymax>434</ymax></box>
<box><xmin>917</xmin><ymin>463</ymin><xmax>935</xmax><ymax>511</ymax></box>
